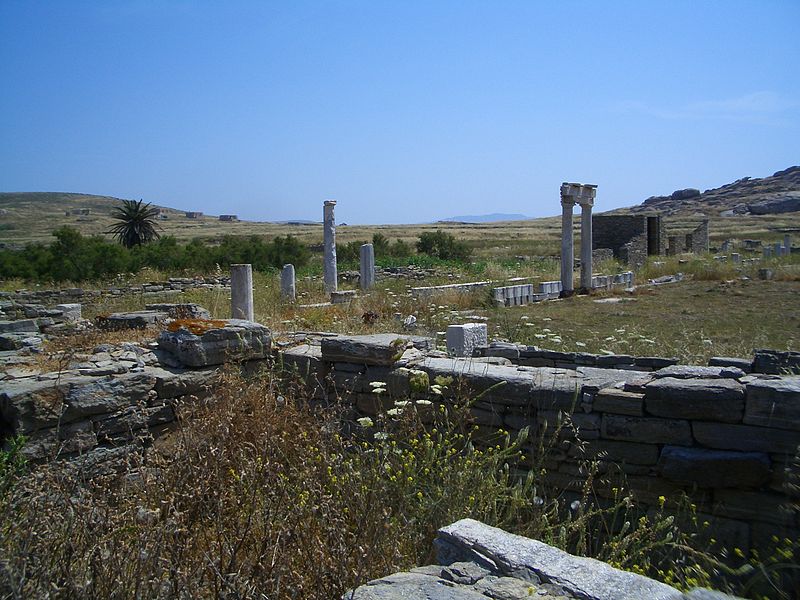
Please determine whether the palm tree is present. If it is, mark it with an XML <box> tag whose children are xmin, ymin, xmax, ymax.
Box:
<box><xmin>107</xmin><ymin>199</ymin><xmax>161</xmax><ymax>248</ymax></box>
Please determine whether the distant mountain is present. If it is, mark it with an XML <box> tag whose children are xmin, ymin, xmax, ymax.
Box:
<box><xmin>622</xmin><ymin>166</ymin><xmax>800</xmax><ymax>217</ymax></box>
<box><xmin>439</xmin><ymin>213</ymin><xmax>529</xmax><ymax>223</ymax></box>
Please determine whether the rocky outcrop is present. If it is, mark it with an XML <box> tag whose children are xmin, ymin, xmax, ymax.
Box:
<box><xmin>630</xmin><ymin>166</ymin><xmax>800</xmax><ymax>216</ymax></box>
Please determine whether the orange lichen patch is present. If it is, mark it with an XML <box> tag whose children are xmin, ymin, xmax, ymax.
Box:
<box><xmin>167</xmin><ymin>318</ymin><xmax>228</xmax><ymax>335</ymax></box>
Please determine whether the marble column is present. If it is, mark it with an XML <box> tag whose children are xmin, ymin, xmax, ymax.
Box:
<box><xmin>580</xmin><ymin>201</ymin><xmax>593</xmax><ymax>290</ymax></box>
<box><xmin>784</xmin><ymin>234</ymin><xmax>792</xmax><ymax>256</ymax></box>
<box><xmin>323</xmin><ymin>200</ymin><xmax>338</xmax><ymax>293</ymax></box>
<box><xmin>360</xmin><ymin>243</ymin><xmax>375</xmax><ymax>290</ymax></box>
<box><xmin>230</xmin><ymin>264</ymin><xmax>254</xmax><ymax>321</ymax></box>
<box><xmin>281</xmin><ymin>264</ymin><xmax>296</xmax><ymax>301</ymax></box>
<box><xmin>560</xmin><ymin>191</ymin><xmax>575</xmax><ymax>295</ymax></box>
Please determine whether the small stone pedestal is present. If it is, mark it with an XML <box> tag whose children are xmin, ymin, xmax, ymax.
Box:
<box><xmin>446</xmin><ymin>323</ymin><xmax>488</xmax><ymax>357</ymax></box>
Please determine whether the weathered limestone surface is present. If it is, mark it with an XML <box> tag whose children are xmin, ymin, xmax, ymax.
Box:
<box><xmin>158</xmin><ymin>320</ymin><xmax>271</xmax><ymax>367</ymax></box>
<box><xmin>743</xmin><ymin>376</ymin><xmax>800</xmax><ymax>430</ymax></box>
<box><xmin>321</xmin><ymin>333</ymin><xmax>433</xmax><ymax>366</ymax></box>
<box><xmin>653</xmin><ymin>365</ymin><xmax>745</xmax><ymax>379</ymax></box>
<box><xmin>644</xmin><ymin>377</ymin><xmax>745</xmax><ymax>422</ymax></box>
<box><xmin>435</xmin><ymin>519</ymin><xmax>684</xmax><ymax>600</ymax></box>
<box><xmin>692</xmin><ymin>422</ymin><xmax>800</xmax><ymax>454</ymax></box>
<box><xmin>446</xmin><ymin>323</ymin><xmax>487</xmax><ymax>357</ymax></box>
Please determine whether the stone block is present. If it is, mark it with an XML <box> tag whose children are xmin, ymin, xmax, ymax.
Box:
<box><xmin>157</xmin><ymin>320</ymin><xmax>271</xmax><ymax>367</ymax></box>
<box><xmin>98</xmin><ymin>311</ymin><xmax>168</xmax><ymax>330</ymax></box>
<box><xmin>0</xmin><ymin>319</ymin><xmax>37</xmax><ymax>333</ymax></box>
<box><xmin>708</xmin><ymin>357</ymin><xmax>752</xmax><ymax>373</ymax></box>
<box><xmin>602</xmin><ymin>414</ymin><xmax>693</xmax><ymax>445</ymax></box>
<box><xmin>486</xmin><ymin>341</ymin><xmax>522</xmax><ymax>360</ymax></box>
<box><xmin>147</xmin><ymin>366</ymin><xmax>218</xmax><ymax>399</ymax></box>
<box><xmin>62</xmin><ymin>371</ymin><xmax>157</xmax><ymax>422</ymax></box>
<box><xmin>446</xmin><ymin>324</ymin><xmax>488</xmax><ymax>358</ymax></box>
<box><xmin>55</xmin><ymin>303</ymin><xmax>82</xmax><ymax>322</ymax></box>
<box><xmin>692</xmin><ymin>422</ymin><xmax>800</xmax><ymax>454</ymax></box>
<box><xmin>21</xmin><ymin>421</ymin><xmax>98</xmax><ymax>461</ymax></box>
<box><xmin>434</xmin><ymin>519</ymin><xmax>683</xmax><ymax>600</ymax></box>
<box><xmin>713</xmin><ymin>490</ymin><xmax>797</xmax><ymax>527</ymax></box>
<box><xmin>743</xmin><ymin>376</ymin><xmax>800</xmax><ymax>430</ymax></box>
<box><xmin>644</xmin><ymin>377</ymin><xmax>745</xmax><ymax>422</ymax></box>
<box><xmin>752</xmin><ymin>349</ymin><xmax>800</xmax><ymax>375</ymax></box>
<box><xmin>653</xmin><ymin>365</ymin><xmax>745</xmax><ymax>380</ymax></box>
<box><xmin>594</xmin><ymin>388</ymin><xmax>645</xmax><ymax>416</ymax></box>
<box><xmin>330</xmin><ymin>290</ymin><xmax>357</xmax><ymax>304</ymax></box>
<box><xmin>569</xmin><ymin>439</ymin><xmax>660</xmax><ymax>465</ymax></box>
<box><xmin>1</xmin><ymin>377</ymin><xmax>78</xmax><ymax>434</ymax></box>
<box><xmin>321</xmin><ymin>333</ymin><xmax>432</xmax><ymax>366</ymax></box>
<box><xmin>658</xmin><ymin>446</ymin><xmax>771</xmax><ymax>488</ymax></box>
<box><xmin>596</xmin><ymin>354</ymin><xmax>635</xmax><ymax>368</ymax></box>
<box><xmin>634</xmin><ymin>357</ymin><xmax>678</xmax><ymax>369</ymax></box>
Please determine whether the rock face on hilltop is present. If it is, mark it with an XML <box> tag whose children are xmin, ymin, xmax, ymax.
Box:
<box><xmin>629</xmin><ymin>166</ymin><xmax>800</xmax><ymax>216</ymax></box>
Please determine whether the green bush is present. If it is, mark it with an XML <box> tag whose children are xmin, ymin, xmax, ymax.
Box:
<box><xmin>416</xmin><ymin>230</ymin><xmax>472</xmax><ymax>261</ymax></box>
<box><xmin>0</xmin><ymin>229</ymin><xmax>311</xmax><ymax>282</ymax></box>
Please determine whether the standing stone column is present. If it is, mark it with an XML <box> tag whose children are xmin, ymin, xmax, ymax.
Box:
<box><xmin>560</xmin><ymin>187</ymin><xmax>575</xmax><ymax>295</ymax></box>
<box><xmin>579</xmin><ymin>200</ymin><xmax>594</xmax><ymax>291</ymax></box>
<box><xmin>323</xmin><ymin>200</ymin><xmax>338</xmax><ymax>293</ymax></box>
<box><xmin>360</xmin><ymin>243</ymin><xmax>375</xmax><ymax>290</ymax></box>
<box><xmin>774</xmin><ymin>242</ymin><xmax>783</xmax><ymax>257</ymax></box>
<box><xmin>281</xmin><ymin>264</ymin><xmax>296</xmax><ymax>301</ymax></box>
<box><xmin>784</xmin><ymin>234</ymin><xmax>792</xmax><ymax>256</ymax></box>
<box><xmin>230</xmin><ymin>264</ymin><xmax>254</xmax><ymax>321</ymax></box>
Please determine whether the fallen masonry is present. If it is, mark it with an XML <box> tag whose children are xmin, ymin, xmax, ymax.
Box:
<box><xmin>345</xmin><ymin>519</ymin><xmax>741</xmax><ymax>599</ymax></box>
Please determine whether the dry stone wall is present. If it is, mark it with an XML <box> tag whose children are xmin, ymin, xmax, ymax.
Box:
<box><xmin>278</xmin><ymin>333</ymin><xmax>800</xmax><ymax>557</ymax></box>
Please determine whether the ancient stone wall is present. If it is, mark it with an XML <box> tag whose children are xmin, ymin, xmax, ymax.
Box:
<box><xmin>280</xmin><ymin>333</ymin><xmax>800</xmax><ymax>557</ymax></box>
<box><xmin>685</xmin><ymin>219</ymin><xmax>710</xmax><ymax>253</ymax></box>
<box><xmin>593</xmin><ymin>215</ymin><xmax>652</xmax><ymax>267</ymax></box>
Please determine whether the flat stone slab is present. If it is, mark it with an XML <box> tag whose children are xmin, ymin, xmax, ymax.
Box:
<box><xmin>0</xmin><ymin>319</ymin><xmax>38</xmax><ymax>333</ymax></box>
<box><xmin>644</xmin><ymin>377</ymin><xmax>745</xmax><ymax>422</ymax></box>
<box><xmin>653</xmin><ymin>365</ymin><xmax>745</xmax><ymax>380</ymax></box>
<box><xmin>157</xmin><ymin>319</ymin><xmax>271</xmax><ymax>367</ymax></box>
<box><xmin>434</xmin><ymin>519</ymin><xmax>683</xmax><ymax>600</ymax></box>
<box><xmin>321</xmin><ymin>333</ymin><xmax>433</xmax><ymax>366</ymax></box>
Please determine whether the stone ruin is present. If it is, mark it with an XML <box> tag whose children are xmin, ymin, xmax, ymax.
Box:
<box><xmin>1</xmin><ymin>285</ymin><xmax>799</xmax><ymax>597</ymax></box>
<box><xmin>592</xmin><ymin>214</ymin><xmax>709</xmax><ymax>266</ymax></box>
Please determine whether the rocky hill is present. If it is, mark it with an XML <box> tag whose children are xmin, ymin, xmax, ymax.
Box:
<box><xmin>627</xmin><ymin>166</ymin><xmax>800</xmax><ymax>216</ymax></box>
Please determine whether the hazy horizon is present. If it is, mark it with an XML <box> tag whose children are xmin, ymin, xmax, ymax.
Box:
<box><xmin>1</xmin><ymin>1</ymin><xmax>798</xmax><ymax>225</ymax></box>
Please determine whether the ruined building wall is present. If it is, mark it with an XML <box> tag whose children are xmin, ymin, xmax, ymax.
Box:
<box><xmin>593</xmin><ymin>215</ymin><xmax>651</xmax><ymax>267</ymax></box>
<box><xmin>686</xmin><ymin>219</ymin><xmax>710</xmax><ymax>253</ymax></box>
<box><xmin>281</xmin><ymin>335</ymin><xmax>800</xmax><ymax>559</ymax></box>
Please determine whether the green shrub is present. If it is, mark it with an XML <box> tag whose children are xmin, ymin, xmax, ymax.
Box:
<box><xmin>416</xmin><ymin>230</ymin><xmax>472</xmax><ymax>261</ymax></box>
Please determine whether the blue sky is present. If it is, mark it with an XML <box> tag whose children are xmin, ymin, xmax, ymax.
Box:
<box><xmin>1</xmin><ymin>1</ymin><xmax>798</xmax><ymax>224</ymax></box>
